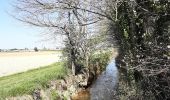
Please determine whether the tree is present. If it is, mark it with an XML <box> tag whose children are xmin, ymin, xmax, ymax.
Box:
<box><xmin>34</xmin><ymin>47</ymin><xmax>38</xmax><ymax>52</ymax></box>
<box><xmin>12</xmin><ymin>0</ymin><xmax>109</xmax><ymax>75</ymax></box>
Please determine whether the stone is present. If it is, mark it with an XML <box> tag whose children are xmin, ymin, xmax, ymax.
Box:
<box><xmin>32</xmin><ymin>89</ymin><xmax>41</xmax><ymax>100</ymax></box>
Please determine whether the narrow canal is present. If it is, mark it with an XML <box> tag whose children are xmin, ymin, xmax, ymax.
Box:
<box><xmin>72</xmin><ymin>59</ymin><xmax>118</xmax><ymax>100</ymax></box>
<box><xmin>90</xmin><ymin>59</ymin><xmax>118</xmax><ymax>100</ymax></box>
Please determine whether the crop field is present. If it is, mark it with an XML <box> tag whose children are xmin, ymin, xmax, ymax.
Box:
<box><xmin>0</xmin><ymin>51</ymin><xmax>62</xmax><ymax>77</ymax></box>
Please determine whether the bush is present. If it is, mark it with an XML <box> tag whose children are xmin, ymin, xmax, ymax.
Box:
<box><xmin>34</xmin><ymin>47</ymin><xmax>38</xmax><ymax>52</ymax></box>
<box><xmin>89</xmin><ymin>50</ymin><xmax>112</xmax><ymax>71</ymax></box>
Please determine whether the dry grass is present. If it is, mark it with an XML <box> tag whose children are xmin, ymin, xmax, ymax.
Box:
<box><xmin>0</xmin><ymin>51</ymin><xmax>60</xmax><ymax>57</ymax></box>
<box><xmin>0</xmin><ymin>51</ymin><xmax>62</xmax><ymax>77</ymax></box>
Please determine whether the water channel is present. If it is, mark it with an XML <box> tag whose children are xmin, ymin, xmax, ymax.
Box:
<box><xmin>73</xmin><ymin>59</ymin><xmax>118</xmax><ymax>100</ymax></box>
<box><xmin>90</xmin><ymin>59</ymin><xmax>118</xmax><ymax>100</ymax></box>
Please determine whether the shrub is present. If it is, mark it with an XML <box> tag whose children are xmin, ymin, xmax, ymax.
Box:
<box><xmin>34</xmin><ymin>47</ymin><xmax>38</xmax><ymax>52</ymax></box>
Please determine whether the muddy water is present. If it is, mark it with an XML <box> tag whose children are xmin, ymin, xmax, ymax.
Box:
<box><xmin>90</xmin><ymin>59</ymin><xmax>118</xmax><ymax>100</ymax></box>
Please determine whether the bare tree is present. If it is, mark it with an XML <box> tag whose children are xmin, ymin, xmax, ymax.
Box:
<box><xmin>12</xmin><ymin>0</ymin><xmax>112</xmax><ymax>75</ymax></box>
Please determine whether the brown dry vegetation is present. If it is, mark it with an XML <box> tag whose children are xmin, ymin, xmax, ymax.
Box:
<box><xmin>0</xmin><ymin>51</ymin><xmax>62</xmax><ymax>77</ymax></box>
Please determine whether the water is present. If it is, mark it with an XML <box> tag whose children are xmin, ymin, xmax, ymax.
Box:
<box><xmin>71</xmin><ymin>59</ymin><xmax>118</xmax><ymax>100</ymax></box>
<box><xmin>90</xmin><ymin>59</ymin><xmax>118</xmax><ymax>100</ymax></box>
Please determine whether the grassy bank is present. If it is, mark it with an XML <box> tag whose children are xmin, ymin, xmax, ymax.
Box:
<box><xmin>0</xmin><ymin>62</ymin><xmax>66</xmax><ymax>99</ymax></box>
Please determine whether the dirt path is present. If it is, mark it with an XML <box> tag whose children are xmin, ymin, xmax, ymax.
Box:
<box><xmin>0</xmin><ymin>51</ymin><xmax>62</xmax><ymax>77</ymax></box>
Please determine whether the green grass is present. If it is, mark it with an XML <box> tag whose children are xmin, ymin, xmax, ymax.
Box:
<box><xmin>0</xmin><ymin>62</ymin><xmax>66</xmax><ymax>99</ymax></box>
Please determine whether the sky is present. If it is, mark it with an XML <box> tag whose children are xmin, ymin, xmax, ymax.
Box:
<box><xmin>0</xmin><ymin>0</ymin><xmax>63</xmax><ymax>49</ymax></box>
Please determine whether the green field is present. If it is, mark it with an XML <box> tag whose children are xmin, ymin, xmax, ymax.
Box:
<box><xmin>0</xmin><ymin>62</ymin><xmax>66</xmax><ymax>99</ymax></box>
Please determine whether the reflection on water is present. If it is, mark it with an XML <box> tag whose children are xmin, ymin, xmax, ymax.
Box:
<box><xmin>90</xmin><ymin>59</ymin><xmax>118</xmax><ymax>100</ymax></box>
<box><xmin>71</xmin><ymin>59</ymin><xmax>118</xmax><ymax>100</ymax></box>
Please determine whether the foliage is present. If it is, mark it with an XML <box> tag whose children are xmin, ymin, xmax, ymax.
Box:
<box><xmin>34</xmin><ymin>47</ymin><xmax>38</xmax><ymax>52</ymax></box>
<box><xmin>89</xmin><ymin>50</ymin><xmax>112</xmax><ymax>71</ymax></box>
<box><xmin>50</xmin><ymin>90</ymin><xmax>59</xmax><ymax>100</ymax></box>
<box><xmin>110</xmin><ymin>0</ymin><xmax>170</xmax><ymax>99</ymax></box>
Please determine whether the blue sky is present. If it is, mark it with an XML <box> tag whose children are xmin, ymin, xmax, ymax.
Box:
<box><xmin>0</xmin><ymin>0</ymin><xmax>61</xmax><ymax>49</ymax></box>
